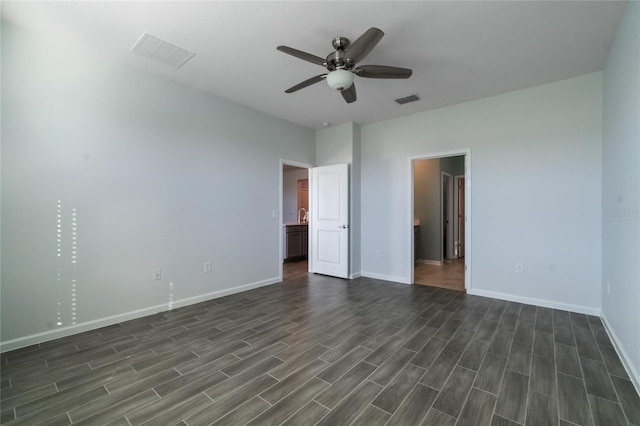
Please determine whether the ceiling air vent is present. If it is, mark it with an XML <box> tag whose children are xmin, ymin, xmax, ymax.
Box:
<box><xmin>395</xmin><ymin>94</ymin><xmax>421</xmax><ymax>105</ymax></box>
<box><xmin>131</xmin><ymin>33</ymin><xmax>195</xmax><ymax>70</ymax></box>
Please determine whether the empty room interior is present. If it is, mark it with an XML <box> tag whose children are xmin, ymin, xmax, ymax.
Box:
<box><xmin>1</xmin><ymin>1</ymin><xmax>639</xmax><ymax>425</ymax></box>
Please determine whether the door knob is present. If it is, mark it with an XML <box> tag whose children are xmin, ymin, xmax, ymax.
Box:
<box><xmin>338</xmin><ymin>225</ymin><xmax>348</xmax><ymax>229</ymax></box>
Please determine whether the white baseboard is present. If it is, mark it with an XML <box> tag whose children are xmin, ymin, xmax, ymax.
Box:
<box><xmin>349</xmin><ymin>272</ymin><xmax>362</xmax><ymax>279</ymax></box>
<box><xmin>467</xmin><ymin>288</ymin><xmax>601</xmax><ymax>316</ymax></box>
<box><xmin>601</xmin><ymin>313</ymin><xmax>640</xmax><ymax>395</ymax></box>
<box><xmin>361</xmin><ymin>271</ymin><xmax>411</xmax><ymax>284</ymax></box>
<box><xmin>0</xmin><ymin>277</ymin><xmax>281</xmax><ymax>353</ymax></box>
<box><xmin>416</xmin><ymin>259</ymin><xmax>442</xmax><ymax>266</ymax></box>
<box><xmin>419</xmin><ymin>259</ymin><xmax>443</xmax><ymax>266</ymax></box>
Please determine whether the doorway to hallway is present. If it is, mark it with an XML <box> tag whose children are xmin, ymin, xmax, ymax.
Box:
<box><xmin>411</xmin><ymin>152</ymin><xmax>469</xmax><ymax>292</ymax></box>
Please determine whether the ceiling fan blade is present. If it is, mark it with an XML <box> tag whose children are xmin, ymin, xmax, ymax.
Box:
<box><xmin>344</xmin><ymin>27</ymin><xmax>384</xmax><ymax>63</ymax></box>
<box><xmin>285</xmin><ymin>74</ymin><xmax>326</xmax><ymax>93</ymax></box>
<box><xmin>341</xmin><ymin>84</ymin><xmax>357</xmax><ymax>103</ymax></box>
<box><xmin>354</xmin><ymin>65</ymin><xmax>412</xmax><ymax>79</ymax></box>
<box><xmin>277</xmin><ymin>46</ymin><xmax>326</xmax><ymax>66</ymax></box>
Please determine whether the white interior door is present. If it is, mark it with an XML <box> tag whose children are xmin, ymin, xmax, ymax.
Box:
<box><xmin>310</xmin><ymin>164</ymin><xmax>349</xmax><ymax>278</ymax></box>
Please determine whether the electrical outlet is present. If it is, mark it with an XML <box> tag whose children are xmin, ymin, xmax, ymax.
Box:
<box><xmin>204</xmin><ymin>262</ymin><xmax>212</xmax><ymax>273</ymax></box>
<box><xmin>377</xmin><ymin>249</ymin><xmax>383</xmax><ymax>257</ymax></box>
<box><xmin>607</xmin><ymin>280</ymin><xmax>611</xmax><ymax>295</ymax></box>
<box><xmin>153</xmin><ymin>269</ymin><xmax>161</xmax><ymax>280</ymax></box>
<box><xmin>515</xmin><ymin>263</ymin><xmax>524</xmax><ymax>274</ymax></box>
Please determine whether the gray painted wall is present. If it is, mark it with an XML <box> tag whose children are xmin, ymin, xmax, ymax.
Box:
<box><xmin>1</xmin><ymin>22</ymin><xmax>315</xmax><ymax>348</ymax></box>
<box><xmin>361</xmin><ymin>72</ymin><xmax>603</xmax><ymax>312</ymax></box>
<box><xmin>601</xmin><ymin>1</ymin><xmax>640</xmax><ymax>389</ymax></box>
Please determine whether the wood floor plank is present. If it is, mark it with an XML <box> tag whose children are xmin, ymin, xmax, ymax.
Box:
<box><xmin>221</xmin><ymin>342</ymin><xmax>288</xmax><ymax>377</ymax></box>
<box><xmin>402</xmin><ymin>325</ymin><xmax>437</xmax><ymax>351</ymax></box>
<box><xmin>431</xmin><ymin>366</ymin><xmax>476</xmax><ymax>418</ymax></box>
<box><xmin>556</xmin><ymin>343</ymin><xmax>583</xmax><ymax>378</ymax></box>
<box><xmin>15</xmin><ymin>384</ymin><xmax>109</xmax><ymax>422</ymax></box>
<box><xmin>456</xmin><ymin>387</ymin><xmax>497</xmax><ymax>426</ymax></box>
<box><xmin>532</xmin><ymin>330</ymin><xmax>554</xmax><ymax>359</ymax></box>
<box><xmin>495</xmin><ymin>369</ymin><xmax>529</xmax><ymax>424</ymax></box>
<box><xmin>588</xmin><ymin>395</ymin><xmax>627</xmax><ymax>426</ymax></box>
<box><xmin>458</xmin><ymin>338</ymin><xmax>490</xmax><ymax>371</ymax></box>
<box><xmin>580</xmin><ymin>357</ymin><xmax>618</xmax><ymax>401</ymax></box>
<box><xmin>74</xmin><ymin>390</ymin><xmax>160</xmax><ymax>426</ymax></box>
<box><xmin>422</xmin><ymin>408</ymin><xmax>457</xmax><ymax>426</ymax></box>
<box><xmin>474</xmin><ymin>319</ymin><xmax>499</xmax><ymax>342</ymax></box>
<box><xmin>386</xmin><ymin>384</ymin><xmax>438</xmax><ymax>425</ymax></box>
<box><xmin>506</xmin><ymin>341</ymin><xmax>532</xmax><ymax>375</ymax></box>
<box><xmin>280</xmin><ymin>400</ymin><xmax>329</xmax><ymax>426</ymax></box>
<box><xmin>267</xmin><ymin>343</ymin><xmax>329</xmax><ymax>380</ymax></box>
<box><xmin>314</xmin><ymin>361</ymin><xmax>376</xmax><ymax>408</ymax></box>
<box><xmin>420</xmin><ymin>350</ymin><xmax>461</xmax><ymax>391</ymax></box>
<box><xmin>260</xmin><ymin>358</ymin><xmax>328</xmax><ymax>405</ymax></box>
<box><xmin>246</xmin><ymin>377</ymin><xmax>328</xmax><ymax>426</ymax></box>
<box><xmin>368</xmin><ymin>347</ymin><xmax>416</xmax><ymax>387</ymax></box>
<box><xmin>530</xmin><ymin>355</ymin><xmax>556</xmax><ymax>396</ymax></box>
<box><xmin>138</xmin><ymin>393</ymin><xmax>211</xmax><ymax>426</ymax></box>
<box><xmin>316</xmin><ymin>346</ymin><xmax>372</xmax><ymax>384</ymax></box>
<box><xmin>409</xmin><ymin>336</ymin><xmax>448</xmax><ymax>369</ymax></box>
<box><xmin>371</xmin><ymin>363</ymin><xmax>424</xmax><ymax>414</ymax></box>
<box><xmin>557</xmin><ymin>372</ymin><xmax>594</xmax><ymax>426</ymax></box>
<box><xmin>126</xmin><ymin>372</ymin><xmax>228</xmax><ymax>425</ymax></box>
<box><xmin>598</xmin><ymin>345</ymin><xmax>629</xmax><ymax>379</ymax></box>
<box><xmin>488</xmin><ymin>328</ymin><xmax>515</xmax><ymax>357</ymax></box>
<box><xmin>186</xmin><ymin>374</ymin><xmax>277</xmax><ymax>426</ymax></box>
<box><xmin>204</xmin><ymin>356</ymin><xmax>283</xmax><ymax>401</ymax></box>
<box><xmin>315</xmin><ymin>380</ymin><xmax>383</xmax><ymax>426</ymax></box>
<box><xmin>364</xmin><ymin>335</ymin><xmax>407</xmax><ymax>366</ymax></box>
<box><xmin>350</xmin><ymin>405</ymin><xmax>391</xmax><ymax>426</ymax></box>
<box><xmin>208</xmin><ymin>396</ymin><xmax>270</xmax><ymax>426</ymax></box>
<box><xmin>610</xmin><ymin>375</ymin><xmax>640</xmax><ymax>425</ymax></box>
<box><xmin>0</xmin><ymin>383</ymin><xmax>58</xmax><ymax>409</ymax></box>
<box><xmin>473</xmin><ymin>352</ymin><xmax>508</xmax><ymax>395</ymax></box>
<box><xmin>526</xmin><ymin>391</ymin><xmax>558</xmax><ymax>426</ymax></box>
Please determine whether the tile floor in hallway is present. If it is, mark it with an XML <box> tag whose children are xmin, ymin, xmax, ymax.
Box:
<box><xmin>1</xmin><ymin>272</ymin><xmax>639</xmax><ymax>425</ymax></box>
<box><xmin>414</xmin><ymin>258</ymin><xmax>465</xmax><ymax>292</ymax></box>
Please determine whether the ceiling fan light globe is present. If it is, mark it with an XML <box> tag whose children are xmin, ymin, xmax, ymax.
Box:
<box><xmin>326</xmin><ymin>69</ymin><xmax>354</xmax><ymax>91</ymax></box>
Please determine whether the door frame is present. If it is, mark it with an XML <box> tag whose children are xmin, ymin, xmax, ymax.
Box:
<box><xmin>409</xmin><ymin>149</ymin><xmax>471</xmax><ymax>289</ymax></box>
<box><xmin>279</xmin><ymin>159</ymin><xmax>312</xmax><ymax>281</ymax></box>
<box><xmin>454</xmin><ymin>175</ymin><xmax>465</xmax><ymax>258</ymax></box>
<box><xmin>441</xmin><ymin>172</ymin><xmax>455</xmax><ymax>261</ymax></box>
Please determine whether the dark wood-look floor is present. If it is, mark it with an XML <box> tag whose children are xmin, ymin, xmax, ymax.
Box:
<box><xmin>2</xmin><ymin>273</ymin><xmax>639</xmax><ymax>425</ymax></box>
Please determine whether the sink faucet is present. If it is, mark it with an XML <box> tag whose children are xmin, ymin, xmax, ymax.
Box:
<box><xmin>298</xmin><ymin>208</ymin><xmax>307</xmax><ymax>223</ymax></box>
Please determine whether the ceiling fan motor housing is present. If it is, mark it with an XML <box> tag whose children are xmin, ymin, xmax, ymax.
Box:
<box><xmin>326</xmin><ymin>37</ymin><xmax>355</xmax><ymax>71</ymax></box>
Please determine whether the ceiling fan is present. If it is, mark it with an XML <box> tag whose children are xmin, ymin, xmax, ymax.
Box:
<box><xmin>277</xmin><ymin>27</ymin><xmax>412</xmax><ymax>104</ymax></box>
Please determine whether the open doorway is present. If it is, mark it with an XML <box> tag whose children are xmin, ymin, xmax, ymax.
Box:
<box><xmin>411</xmin><ymin>153</ymin><xmax>469</xmax><ymax>291</ymax></box>
<box><xmin>280</xmin><ymin>160</ymin><xmax>311</xmax><ymax>281</ymax></box>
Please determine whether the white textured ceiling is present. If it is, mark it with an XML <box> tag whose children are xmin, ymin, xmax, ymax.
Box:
<box><xmin>1</xmin><ymin>1</ymin><xmax>627</xmax><ymax>130</ymax></box>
